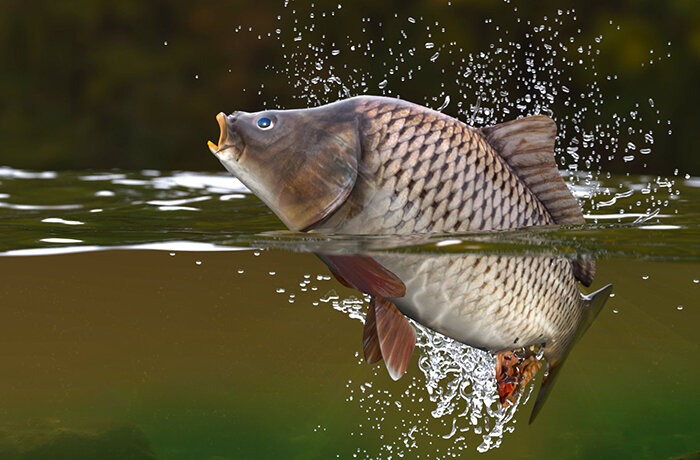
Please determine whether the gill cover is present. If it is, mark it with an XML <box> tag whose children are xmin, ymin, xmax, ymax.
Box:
<box><xmin>214</xmin><ymin>101</ymin><xmax>362</xmax><ymax>231</ymax></box>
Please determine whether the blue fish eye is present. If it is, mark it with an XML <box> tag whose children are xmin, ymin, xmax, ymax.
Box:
<box><xmin>256</xmin><ymin>117</ymin><xmax>273</xmax><ymax>130</ymax></box>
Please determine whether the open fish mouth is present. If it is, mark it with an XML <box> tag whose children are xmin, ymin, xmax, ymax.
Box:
<box><xmin>207</xmin><ymin>112</ymin><xmax>243</xmax><ymax>159</ymax></box>
<box><xmin>206</xmin><ymin>112</ymin><xmax>227</xmax><ymax>154</ymax></box>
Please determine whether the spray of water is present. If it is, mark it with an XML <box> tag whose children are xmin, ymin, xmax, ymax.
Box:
<box><xmin>229</xmin><ymin>0</ymin><xmax>680</xmax><ymax>222</ymax></box>
<box><xmin>327</xmin><ymin>294</ymin><xmax>533</xmax><ymax>456</ymax></box>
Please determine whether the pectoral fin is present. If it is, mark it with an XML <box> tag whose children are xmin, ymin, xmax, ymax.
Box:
<box><xmin>373</xmin><ymin>297</ymin><xmax>416</xmax><ymax>380</ymax></box>
<box><xmin>318</xmin><ymin>254</ymin><xmax>406</xmax><ymax>298</ymax></box>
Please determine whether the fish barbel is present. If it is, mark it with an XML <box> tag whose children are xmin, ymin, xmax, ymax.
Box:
<box><xmin>208</xmin><ymin>96</ymin><xmax>611</xmax><ymax>421</ymax></box>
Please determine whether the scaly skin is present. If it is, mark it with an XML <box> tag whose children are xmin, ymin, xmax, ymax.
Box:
<box><xmin>315</xmin><ymin>96</ymin><xmax>555</xmax><ymax>234</ymax></box>
<box><xmin>308</xmin><ymin>97</ymin><xmax>581</xmax><ymax>363</ymax></box>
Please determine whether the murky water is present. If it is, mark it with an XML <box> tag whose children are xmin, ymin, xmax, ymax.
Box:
<box><xmin>0</xmin><ymin>168</ymin><xmax>698</xmax><ymax>459</ymax></box>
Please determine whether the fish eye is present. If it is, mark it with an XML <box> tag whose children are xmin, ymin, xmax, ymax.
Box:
<box><xmin>256</xmin><ymin>116</ymin><xmax>274</xmax><ymax>130</ymax></box>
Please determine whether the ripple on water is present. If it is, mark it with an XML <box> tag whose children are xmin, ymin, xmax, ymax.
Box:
<box><xmin>0</xmin><ymin>168</ymin><xmax>697</xmax><ymax>261</ymax></box>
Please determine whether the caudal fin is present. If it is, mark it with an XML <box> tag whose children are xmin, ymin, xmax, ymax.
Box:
<box><xmin>529</xmin><ymin>284</ymin><xmax>613</xmax><ymax>423</ymax></box>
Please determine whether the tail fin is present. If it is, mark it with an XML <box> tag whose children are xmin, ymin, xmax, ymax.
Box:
<box><xmin>529</xmin><ymin>284</ymin><xmax>613</xmax><ymax>423</ymax></box>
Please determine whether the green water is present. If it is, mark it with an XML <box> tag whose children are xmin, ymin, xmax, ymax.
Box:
<box><xmin>0</xmin><ymin>168</ymin><xmax>698</xmax><ymax>459</ymax></box>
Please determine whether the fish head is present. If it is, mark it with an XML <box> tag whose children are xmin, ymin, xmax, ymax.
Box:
<box><xmin>208</xmin><ymin>102</ymin><xmax>361</xmax><ymax>231</ymax></box>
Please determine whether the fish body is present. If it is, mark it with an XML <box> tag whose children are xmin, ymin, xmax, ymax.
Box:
<box><xmin>209</xmin><ymin>96</ymin><xmax>584</xmax><ymax>235</ymax></box>
<box><xmin>311</xmin><ymin>96</ymin><xmax>558</xmax><ymax>235</ymax></box>
<box><xmin>208</xmin><ymin>95</ymin><xmax>611</xmax><ymax>421</ymax></box>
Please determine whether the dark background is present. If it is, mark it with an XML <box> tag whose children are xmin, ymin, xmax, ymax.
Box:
<box><xmin>1</xmin><ymin>0</ymin><xmax>698</xmax><ymax>174</ymax></box>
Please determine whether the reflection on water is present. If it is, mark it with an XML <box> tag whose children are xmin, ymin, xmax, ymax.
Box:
<box><xmin>0</xmin><ymin>168</ymin><xmax>697</xmax><ymax>260</ymax></box>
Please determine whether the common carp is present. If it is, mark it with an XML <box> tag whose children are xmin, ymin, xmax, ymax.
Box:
<box><xmin>207</xmin><ymin>96</ymin><xmax>611</xmax><ymax>421</ymax></box>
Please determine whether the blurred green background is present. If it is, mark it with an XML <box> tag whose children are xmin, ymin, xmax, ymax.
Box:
<box><xmin>0</xmin><ymin>0</ymin><xmax>698</xmax><ymax>173</ymax></box>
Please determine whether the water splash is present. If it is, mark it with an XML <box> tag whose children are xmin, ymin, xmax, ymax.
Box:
<box><xmin>328</xmin><ymin>295</ymin><xmax>533</xmax><ymax>456</ymax></box>
<box><xmin>232</xmin><ymin>0</ymin><xmax>678</xmax><ymax>221</ymax></box>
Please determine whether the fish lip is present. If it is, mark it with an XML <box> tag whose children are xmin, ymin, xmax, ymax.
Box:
<box><xmin>210</xmin><ymin>112</ymin><xmax>243</xmax><ymax>161</ymax></box>
<box><xmin>216</xmin><ymin>112</ymin><xmax>228</xmax><ymax>148</ymax></box>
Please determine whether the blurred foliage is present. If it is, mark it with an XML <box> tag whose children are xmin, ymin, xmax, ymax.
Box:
<box><xmin>0</xmin><ymin>0</ymin><xmax>698</xmax><ymax>174</ymax></box>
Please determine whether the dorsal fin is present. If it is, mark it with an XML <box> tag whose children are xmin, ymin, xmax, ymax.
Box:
<box><xmin>480</xmin><ymin>115</ymin><xmax>584</xmax><ymax>226</ymax></box>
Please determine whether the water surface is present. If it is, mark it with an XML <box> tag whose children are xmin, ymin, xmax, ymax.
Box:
<box><xmin>0</xmin><ymin>168</ymin><xmax>698</xmax><ymax>459</ymax></box>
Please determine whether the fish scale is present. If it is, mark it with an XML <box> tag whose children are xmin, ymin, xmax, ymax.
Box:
<box><xmin>318</xmin><ymin>98</ymin><xmax>553</xmax><ymax>235</ymax></box>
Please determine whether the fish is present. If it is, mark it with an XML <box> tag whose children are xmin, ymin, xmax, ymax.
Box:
<box><xmin>208</xmin><ymin>95</ymin><xmax>612</xmax><ymax>421</ymax></box>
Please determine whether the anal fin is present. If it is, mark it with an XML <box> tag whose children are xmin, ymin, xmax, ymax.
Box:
<box><xmin>573</xmin><ymin>259</ymin><xmax>596</xmax><ymax>287</ymax></box>
<box><xmin>374</xmin><ymin>297</ymin><xmax>416</xmax><ymax>380</ymax></box>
